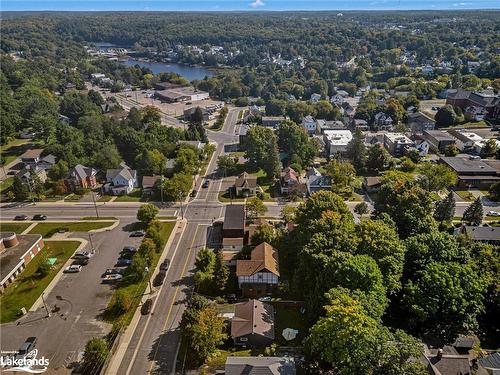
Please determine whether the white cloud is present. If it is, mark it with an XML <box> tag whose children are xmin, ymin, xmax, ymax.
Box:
<box><xmin>249</xmin><ymin>0</ymin><xmax>265</xmax><ymax>8</ymax></box>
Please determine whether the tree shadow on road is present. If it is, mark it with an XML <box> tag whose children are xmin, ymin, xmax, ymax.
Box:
<box><xmin>148</xmin><ymin>327</ymin><xmax>182</xmax><ymax>375</ymax></box>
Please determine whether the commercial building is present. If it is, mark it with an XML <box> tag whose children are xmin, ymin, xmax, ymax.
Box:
<box><xmin>323</xmin><ymin>130</ymin><xmax>352</xmax><ymax>156</ymax></box>
<box><xmin>0</xmin><ymin>232</ymin><xmax>44</xmax><ymax>293</ymax></box>
<box><xmin>439</xmin><ymin>157</ymin><xmax>500</xmax><ymax>188</ymax></box>
<box><xmin>155</xmin><ymin>86</ymin><xmax>209</xmax><ymax>103</ymax></box>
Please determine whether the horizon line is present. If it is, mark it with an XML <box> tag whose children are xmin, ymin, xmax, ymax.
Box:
<box><xmin>2</xmin><ymin>8</ymin><xmax>500</xmax><ymax>12</ymax></box>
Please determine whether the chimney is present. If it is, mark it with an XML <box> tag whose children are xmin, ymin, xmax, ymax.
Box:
<box><xmin>437</xmin><ymin>348</ymin><xmax>443</xmax><ymax>360</ymax></box>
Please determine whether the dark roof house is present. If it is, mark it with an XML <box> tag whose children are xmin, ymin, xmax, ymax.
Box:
<box><xmin>225</xmin><ymin>356</ymin><xmax>296</xmax><ymax>375</ymax></box>
<box><xmin>231</xmin><ymin>299</ymin><xmax>275</xmax><ymax>347</ymax></box>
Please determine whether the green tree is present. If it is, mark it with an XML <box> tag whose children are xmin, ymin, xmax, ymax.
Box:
<box><xmin>246</xmin><ymin>196</ymin><xmax>267</xmax><ymax>218</ymax></box>
<box><xmin>354</xmin><ymin>201</ymin><xmax>369</xmax><ymax>217</ymax></box>
<box><xmin>137</xmin><ymin>203</ymin><xmax>159</xmax><ymax>225</ymax></box>
<box><xmin>444</xmin><ymin>144</ymin><xmax>459</xmax><ymax>156</ymax></box>
<box><xmin>93</xmin><ymin>145</ymin><xmax>122</xmax><ymax>170</ymax></box>
<box><xmin>325</xmin><ymin>159</ymin><xmax>356</xmax><ymax>197</ymax></box>
<box><xmin>12</xmin><ymin>176</ymin><xmax>29</xmax><ymax>201</ymax></box>
<box><xmin>435</xmin><ymin>105</ymin><xmax>457</xmax><ymax>128</ymax></box>
<box><xmin>47</xmin><ymin>160</ymin><xmax>69</xmax><ymax>181</ymax></box>
<box><xmin>462</xmin><ymin>197</ymin><xmax>483</xmax><ymax>226</ymax></box>
<box><xmin>418</xmin><ymin>164</ymin><xmax>458</xmax><ymax>191</ymax></box>
<box><xmin>137</xmin><ymin>149</ymin><xmax>166</xmax><ymax>176</ymax></box>
<box><xmin>434</xmin><ymin>191</ymin><xmax>456</xmax><ymax>223</ymax></box>
<box><xmin>345</xmin><ymin>128</ymin><xmax>367</xmax><ymax>172</ymax></box>
<box><xmin>480</xmin><ymin>139</ymin><xmax>498</xmax><ymax>158</ymax></box>
<box><xmin>276</xmin><ymin>121</ymin><xmax>318</xmax><ymax>169</ymax></box>
<box><xmin>212</xmin><ymin>250</ymin><xmax>229</xmax><ymax>294</ymax></box>
<box><xmin>31</xmin><ymin>114</ymin><xmax>57</xmax><ymax>144</ymax></box>
<box><xmin>251</xmin><ymin>222</ymin><xmax>276</xmax><ymax>245</ymax></box>
<box><xmin>403</xmin><ymin>262</ymin><xmax>486</xmax><ymax>342</ymax></box>
<box><xmin>217</xmin><ymin>155</ymin><xmax>237</xmax><ymax>176</ymax></box>
<box><xmin>366</xmin><ymin>144</ymin><xmax>391</xmax><ymax>174</ymax></box>
<box><xmin>488</xmin><ymin>181</ymin><xmax>500</xmax><ymax>201</ymax></box>
<box><xmin>175</xmin><ymin>145</ymin><xmax>199</xmax><ymax>175</ymax></box>
<box><xmin>163</xmin><ymin>173</ymin><xmax>192</xmax><ymax>201</ymax></box>
<box><xmin>81</xmin><ymin>338</ymin><xmax>109</xmax><ymax>375</ymax></box>
<box><xmin>280</xmin><ymin>205</ymin><xmax>297</xmax><ymax>224</ymax></box>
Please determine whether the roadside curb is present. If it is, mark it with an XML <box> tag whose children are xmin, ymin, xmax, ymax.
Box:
<box><xmin>29</xmin><ymin>238</ymin><xmax>88</xmax><ymax>312</ymax></box>
<box><xmin>105</xmin><ymin>218</ymin><xmax>186</xmax><ymax>375</ymax></box>
<box><xmin>89</xmin><ymin>220</ymin><xmax>120</xmax><ymax>233</ymax></box>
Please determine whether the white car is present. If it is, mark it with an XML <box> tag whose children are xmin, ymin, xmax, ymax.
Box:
<box><xmin>74</xmin><ymin>251</ymin><xmax>94</xmax><ymax>259</ymax></box>
<box><xmin>487</xmin><ymin>211</ymin><xmax>500</xmax><ymax>217</ymax></box>
<box><xmin>64</xmin><ymin>265</ymin><xmax>82</xmax><ymax>273</ymax></box>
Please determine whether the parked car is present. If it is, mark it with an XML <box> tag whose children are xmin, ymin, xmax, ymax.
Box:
<box><xmin>32</xmin><ymin>214</ymin><xmax>47</xmax><ymax>221</ymax></box>
<box><xmin>153</xmin><ymin>270</ymin><xmax>166</xmax><ymax>287</ymax></box>
<box><xmin>258</xmin><ymin>296</ymin><xmax>272</xmax><ymax>302</ymax></box>
<box><xmin>14</xmin><ymin>215</ymin><xmax>28</xmax><ymax>221</ymax></box>
<box><xmin>72</xmin><ymin>258</ymin><xmax>89</xmax><ymax>266</ymax></box>
<box><xmin>103</xmin><ymin>268</ymin><xmax>125</xmax><ymax>277</ymax></box>
<box><xmin>74</xmin><ymin>251</ymin><xmax>93</xmax><ymax>259</ymax></box>
<box><xmin>190</xmin><ymin>190</ymin><xmax>197</xmax><ymax>197</ymax></box>
<box><xmin>159</xmin><ymin>259</ymin><xmax>170</xmax><ymax>271</ymax></box>
<box><xmin>102</xmin><ymin>274</ymin><xmax>123</xmax><ymax>284</ymax></box>
<box><xmin>141</xmin><ymin>298</ymin><xmax>153</xmax><ymax>315</ymax></box>
<box><xmin>17</xmin><ymin>337</ymin><xmax>37</xmax><ymax>358</ymax></box>
<box><xmin>121</xmin><ymin>246</ymin><xmax>137</xmax><ymax>254</ymax></box>
<box><xmin>130</xmin><ymin>230</ymin><xmax>145</xmax><ymax>237</ymax></box>
<box><xmin>202</xmin><ymin>180</ymin><xmax>210</xmax><ymax>188</ymax></box>
<box><xmin>487</xmin><ymin>210</ymin><xmax>500</xmax><ymax>217</ymax></box>
<box><xmin>64</xmin><ymin>265</ymin><xmax>82</xmax><ymax>273</ymax></box>
<box><xmin>226</xmin><ymin>293</ymin><xmax>237</xmax><ymax>303</ymax></box>
<box><xmin>116</xmin><ymin>258</ymin><xmax>133</xmax><ymax>267</ymax></box>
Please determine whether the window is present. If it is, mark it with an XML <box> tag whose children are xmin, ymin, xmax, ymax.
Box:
<box><xmin>240</xmin><ymin>338</ymin><xmax>248</xmax><ymax>342</ymax></box>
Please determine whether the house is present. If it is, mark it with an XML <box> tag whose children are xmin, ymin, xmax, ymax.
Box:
<box><xmin>302</xmin><ymin>115</ymin><xmax>316</xmax><ymax>134</ymax></box>
<box><xmin>223</xmin><ymin>205</ymin><xmax>246</xmax><ymax>239</ymax></box>
<box><xmin>464</xmin><ymin>105</ymin><xmax>487</xmax><ymax>122</ymax></box>
<box><xmin>142</xmin><ymin>175</ymin><xmax>161</xmax><ymax>196</ymax></box>
<box><xmin>65</xmin><ymin>164</ymin><xmax>97</xmax><ymax>191</ymax></box>
<box><xmin>414</xmin><ymin>139</ymin><xmax>431</xmax><ymax>156</ymax></box>
<box><xmin>261</xmin><ymin>116</ymin><xmax>285</xmax><ymax>127</ymax></box>
<box><xmin>323</xmin><ymin>130</ymin><xmax>353</xmax><ymax>156</ymax></box>
<box><xmin>236</xmin><ymin>242</ymin><xmax>279</xmax><ymax>297</ymax></box>
<box><xmin>455</xmin><ymin>225</ymin><xmax>500</xmax><ymax>245</ymax></box>
<box><xmin>223</xmin><ymin>238</ymin><xmax>244</xmax><ymax>252</ymax></box>
<box><xmin>316</xmin><ymin>120</ymin><xmax>346</xmax><ymax>133</ymax></box>
<box><xmin>439</xmin><ymin>157</ymin><xmax>500</xmax><ymax>188</ymax></box>
<box><xmin>16</xmin><ymin>166</ymin><xmax>47</xmax><ymax>184</ymax></box>
<box><xmin>234</xmin><ymin>172</ymin><xmax>258</xmax><ymax>197</ymax></box>
<box><xmin>363</xmin><ymin>176</ymin><xmax>382</xmax><ymax>193</ymax></box>
<box><xmin>37</xmin><ymin>154</ymin><xmax>57</xmax><ymax>171</ymax></box>
<box><xmin>0</xmin><ymin>232</ymin><xmax>44</xmax><ymax>293</ymax></box>
<box><xmin>447</xmin><ymin>130</ymin><xmax>484</xmax><ymax>152</ymax></box>
<box><xmin>408</xmin><ymin>111</ymin><xmax>436</xmax><ymax>133</ymax></box>
<box><xmin>423</xmin><ymin>346</ymin><xmax>472</xmax><ymax>375</ymax></box>
<box><xmin>423</xmin><ymin>130</ymin><xmax>457</xmax><ymax>153</ymax></box>
<box><xmin>310</xmin><ymin>93</ymin><xmax>321</xmax><ymax>103</ymax></box>
<box><xmin>238</xmin><ymin>124</ymin><xmax>249</xmax><ymax>150</ymax></box>
<box><xmin>374</xmin><ymin>112</ymin><xmax>393</xmax><ymax>130</ymax></box>
<box><xmin>231</xmin><ymin>299</ymin><xmax>275</xmax><ymax>347</ymax></box>
<box><xmin>279</xmin><ymin>167</ymin><xmax>306</xmax><ymax>196</ymax></box>
<box><xmin>351</xmin><ymin>119</ymin><xmax>369</xmax><ymax>131</ymax></box>
<box><xmin>330</xmin><ymin>93</ymin><xmax>344</xmax><ymax>105</ymax></box>
<box><xmin>342</xmin><ymin>102</ymin><xmax>355</xmax><ymax>118</ymax></box>
<box><xmin>164</xmin><ymin>159</ymin><xmax>176</xmax><ymax>176</ymax></box>
<box><xmin>20</xmin><ymin>149</ymin><xmax>43</xmax><ymax>167</ymax></box>
<box><xmin>306</xmin><ymin>168</ymin><xmax>332</xmax><ymax>195</ymax></box>
<box><xmin>446</xmin><ymin>89</ymin><xmax>497</xmax><ymax>119</ymax></box>
<box><xmin>478</xmin><ymin>352</ymin><xmax>500</xmax><ymax>375</ymax></box>
<box><xmin>104</xmin><ymin>164</ymin><xmax>138</xmax><ymax>195</ymax></box>
<box><xmin>184</xmin><ymin>106</ymin><xmax>209</xmax><ymax>122</ymax></box>
<box><xmin>383</xmin><ymin>133</ymin><xmax>414</xmax><ymax>156</ymax></box>
<box><xmin>225</xmin><ymin>356</ymin><xmax>296</xmax><ymax>375</ymax></box>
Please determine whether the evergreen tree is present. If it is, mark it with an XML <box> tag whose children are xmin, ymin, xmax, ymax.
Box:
<box><xmin>462</xmin><ymin>197</ymin><xmax>483</xmax><ymax>226</ymax></box>
<box><xmin>434</xmin><ymin>192</ymin><xmax>456</xmax><ymax>223</ymax></box>
<box><xmin>212</xmin><ymin>250</ymin><xmax>229</xmax><ymax>293</ymax></box>
<box><xmin>12</xmin><ymin>176</ymin><xmax>29</xmax><ymax>201</ymax></box>
<box><xmin>345</xmin><ymin>128</ymin><xmax>366</xmax><ymax>173</ymax></box>
<box><xmin>263</xmin><ymin>137</ymin><xmax>281</xmax><ymax>179</ymax></box>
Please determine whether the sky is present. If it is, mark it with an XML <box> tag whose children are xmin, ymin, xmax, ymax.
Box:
<box><xmin>1</xmin><ymin>0</ymin><xmax>499</xmax><ymax>11</ymax></box>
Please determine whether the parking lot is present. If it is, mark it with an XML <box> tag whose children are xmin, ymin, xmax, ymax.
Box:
<box><xmin>0</xmin><ymin>218</ymin><xmax>144</xmax><ymax>373</ymax></box>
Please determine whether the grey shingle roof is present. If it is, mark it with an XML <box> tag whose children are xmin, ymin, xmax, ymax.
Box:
<box><xmin>225</xmin><ymin>357</ymin><xmax>295</xmax><ymax>375</ymax></box>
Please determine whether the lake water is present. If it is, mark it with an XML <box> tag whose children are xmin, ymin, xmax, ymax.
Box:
<box><xmin>123</xmin><ymin>58</ymin><xmax>213</xmax><ymax>82</ymax></box>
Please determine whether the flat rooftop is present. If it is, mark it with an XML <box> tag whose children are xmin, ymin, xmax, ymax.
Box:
<box><xmin>424</xmin><ymin>130</ymin><xmax>456</xmax><ymax>141</ymax></box>
<box><xmin>440</xmin><ymin>157</ymin><xmax>498</xmax><ymax>174</ymax></box>
<box><xmin>384</xmin><ymin>132</ymin><xmax>413</xmax><ymax>143</ymax></box>
<box><xmin>323</xmin><ymin>130</ymin><xmax>352</xmax><ymax>145</ymax></box>
<box><xmin>0</xmin><ymin>233</ymin><xmax>43</xmax><ymax>283</ymax></box>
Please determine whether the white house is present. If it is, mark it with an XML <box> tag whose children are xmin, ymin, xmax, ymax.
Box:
<box><xmin>330</xmin><ymin>94</ymin><xmax>344</xmax><ymax>105</ymax></box>
<box><xmin>448</xmin><ymin>130</ymin><xmax>483</xmax><ymax>152</ymax></box>
<box><xmin>310</xmin><ymin>93</ymin><xmax>321</xmax><ymax>103</ymax></box>
<box><xmin>105</xmin><ymin>164</ymin><xmax>138</xmax><ymax>195</ymax></box>
<box><xmin>323</xmin><ymin>130</ymin><xmax>353</xmax><ymax>156</ymax></box>
<box><xmin>302</xmin><ymin>115</ymin><xmax>317</xmax><ymax>134</ymax></box>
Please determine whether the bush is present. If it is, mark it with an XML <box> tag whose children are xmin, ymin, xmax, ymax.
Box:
<box><xmin>81</xmin><ymin>338</ymin><xmax>109</xmax><ymax>375</ymax></box>
<box><xmin>106</xmin><ymin>289</ymin><xmax>133</xmax><ymax>318</ymax></box>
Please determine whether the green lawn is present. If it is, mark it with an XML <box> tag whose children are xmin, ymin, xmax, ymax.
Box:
<box><xmin>157</xmin><ymin>216</ymin><xmax>178</xmax><ymax>220</ymax></box>
<box><xmin>454</xmin><ymin>190</ymin><xmax>475</xmax><ymax>202</ymax></box>
<box><xmin>0</xmin><ymin>222</ymin><xmax>32</xmax><ymax>233</ymax></box>
<box><xmin>97</xmin><ymin>195</ymin><xmax>114</xmax><ymax>202</ymax></box>
<box><xmin>251</xmin><ymin>169</ymin><xmax>278</xmax><ymax>202</ymax></box>
<box><xmin>81</xmin><ymin>216</ymin><xmax>118</xmax><ymax>221</ymax></box>
<box><xmin>346</xmin><ymin>192</ymin><xmax>363</xmax><ymax>202</ymax></box>
<box><xmin>0</xmin><ymin>240</ymin><xmax>80</xmax><ymax>323</ymax></box>
<box><xmin>114</xmin><ymin>189</ymin><xmax>145</xmax><ymax>202</ymax></box>
<box><xmin>218</xmin><ymin>191</ymin><xmax>245</xmax><ymax>203</ymax></box>
<box><xmin>29</xmin><ymin>221</ymin><xmax>115</xmax><ymax>238</ymax></box>
<box><xmin>0</xmin><ymin>177</ymin><xmax>14</xmax><ymax>193</ymax></box>
<box><xmin>104</xmin><ymin>222</ymin><xmax>175</xmax><ymax>329</ymax></box>
<box><xmin>274</xmin><ymin>305</ymin><xmax>309</xmax><ymax>346</ymax></box>
<box><xmin>205</xmin><ymin>349</ymin><xmax>253</xmax><ymax>369</ymax></box>
<box><xmin>0</xmin><ymin>138</ymin><xmax>32</xmax><ymax>166</ymax></box>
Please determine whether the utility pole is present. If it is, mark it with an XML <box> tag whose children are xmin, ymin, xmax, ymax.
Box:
<box><xmin>160</xmin><ymin>176</ymin><xmax>164</xmax><ymax>207</ymax></box>
<box><xmin>91</xmin><ymin>191</ymin><xmax>99</xmax><ymax>218</ymax></box>
<box><xmin>41</xmin><ymin>292</ymin><xmax>51</xmax><ymax>318</ymax></box>
<box><xmin>88</xmin><ymin>232</ymin><xmax>95</xmax><ymax>253</ymax></box>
